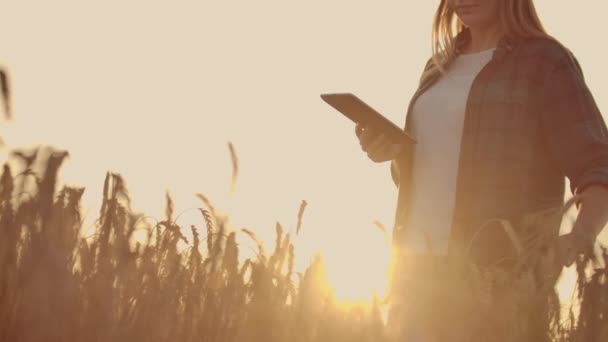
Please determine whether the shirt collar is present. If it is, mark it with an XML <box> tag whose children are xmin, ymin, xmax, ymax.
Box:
<box><xmin>454</xmin><ymin>28</ymin><xmax>520</xmax><ymax>59</ymax></box>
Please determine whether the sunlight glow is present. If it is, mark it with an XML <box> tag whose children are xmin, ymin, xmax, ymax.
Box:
<box><xmin>0</xmin><ymin>0</ymin><xmax>606</xmax><ymax>320</ymax></box>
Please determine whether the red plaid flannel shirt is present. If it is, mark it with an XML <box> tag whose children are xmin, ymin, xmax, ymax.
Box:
<box><xmin>391</xmin><ymin>29</ymin><xmax>608</xmax><ymax>263</ymax></box>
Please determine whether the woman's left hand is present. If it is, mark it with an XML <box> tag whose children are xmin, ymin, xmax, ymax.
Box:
<box><xmin>556</xmin><ymin>231</ymin><xmax>596</xmax><ymax>267</ymax></box>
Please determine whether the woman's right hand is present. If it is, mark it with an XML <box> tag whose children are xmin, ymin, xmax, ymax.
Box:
<box><xmin>355</xmin><ymin>123</ymin><xmax>406</xmax><ymax>163</ymax></box>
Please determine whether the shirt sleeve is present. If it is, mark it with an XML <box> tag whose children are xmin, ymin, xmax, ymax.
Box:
<box><xmin>539</xmin><ymin>48</ymin><xmax>608</xmax><ymax>203</ymax></box>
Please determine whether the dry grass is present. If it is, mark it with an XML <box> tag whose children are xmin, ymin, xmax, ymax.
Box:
<box><xmin>0</xmin><ymin>67</ymin><xmax>10</xmax><ymax>119</ymax></box>
<box><xmin>0</xmin><ymin>146</ymin><xmax>606</xmax><ymax>342</ymax></box>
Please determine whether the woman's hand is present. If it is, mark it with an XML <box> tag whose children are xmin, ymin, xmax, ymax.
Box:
<box><xmin>355</xmin><ymin>123</ymin><xmax>406</xmax><ymax>163</ymax></box>
<box><xmin>556</xmin><ymin>230</ymin><xmax>596</xmax><ymax>267</ymax></box>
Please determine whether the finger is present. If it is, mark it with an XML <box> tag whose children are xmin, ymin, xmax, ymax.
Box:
<box><xmin>367</xmin><ymin>135</ymin><xmax>391</xmax><ymax>160</ymax></box>
<box><xmin>565</xmin><ymin>252</ymin><xmax>576</xmax><ymax>267</ymax></box>
<box><xmin>355</xmin><ymin>123</ymin><xmax>365</xmax><ymax>138</ymax></box>
<box><xmin>371</xmin><ymin>134</ymin><xmax>391</xmax><ymax>154</ymax></box>
<box><xmin>370</xmin><ymin>140</ymin><xmax>402</xmax><ymax>161</ymax></box>
<box><xmin>561</xmin><ymin>241</ymin><xmax>577</xmax><ymax>267</ymax></box>
<box><xmin>386</xmin><ymin>144</ymin><xmax>404</xmax><ymax>161</ymax></box>
<box><xmin>360</xmin><ymin>128</ymin><xmax>380</xmax><ymax>150</ymax></box>
<box><xmin>389</xmin><ymin>144</ymin><xmax>405</xmax><ymax>158</ymax></box>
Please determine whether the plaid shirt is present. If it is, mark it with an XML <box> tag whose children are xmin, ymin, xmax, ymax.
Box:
<box><xmin>390</xmin><ymin>29</ymin><xmax>608</xmax><ymax>264</ymax></box>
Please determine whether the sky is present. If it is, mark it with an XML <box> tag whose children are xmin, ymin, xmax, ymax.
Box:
<box><xmin>1</xmin><ymin>1</ymin><xmax>607</xmax><ymax>301</ymax></box>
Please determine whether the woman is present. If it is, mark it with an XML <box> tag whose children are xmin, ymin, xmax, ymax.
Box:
<box><xmin>356</xmin><ymin>0</ymin><xmax>608</xmax><ymax>340</ymax></box>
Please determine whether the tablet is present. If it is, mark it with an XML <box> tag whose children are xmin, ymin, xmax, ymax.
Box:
<box><xmin>320</xmin><ymin>93</ymin><xmax>417</xmax><ymax>144</ymax></box>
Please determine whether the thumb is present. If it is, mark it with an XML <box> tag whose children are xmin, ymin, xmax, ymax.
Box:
<box><xmin>565</xmin><ymin>252</ymin><xmax>576</xmax><ymax>267</ymax></box>
<box><xmin>562</xmin><ymin>244</ymin><xmax>577</xmax><ymax>267</ymax></box>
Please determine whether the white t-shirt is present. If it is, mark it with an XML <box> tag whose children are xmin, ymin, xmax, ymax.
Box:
<box><xmin>401</xmin><ymin>48</ymin><xmax>496</xmax><ymax>255</ymax></box>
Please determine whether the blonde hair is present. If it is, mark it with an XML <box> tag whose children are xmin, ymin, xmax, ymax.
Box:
<box><xmin>425</xmin><ymin>0</ymin><xmax>553</xmax><ymax>80</ymax></box>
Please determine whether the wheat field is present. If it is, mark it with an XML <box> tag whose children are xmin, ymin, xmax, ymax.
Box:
<box><xmin>0</xmin><ymin>146</ymin><xmax>605</xmax><ymax>342</ymax></box>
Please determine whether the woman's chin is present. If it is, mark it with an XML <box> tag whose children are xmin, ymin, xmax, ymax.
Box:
<box><xmin>459</xmin><ymin>17</ymin><xmax>498</xmax><ymax>31</ymax></box>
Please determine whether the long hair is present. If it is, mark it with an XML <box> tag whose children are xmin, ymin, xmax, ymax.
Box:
<box><xmin>424</xmin><ymin>0</ymin><xmax>553</xmax><ymax>80</ymax></box>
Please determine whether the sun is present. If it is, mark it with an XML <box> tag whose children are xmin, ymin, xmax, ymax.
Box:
<box><xmin>322</xmin><ymin>243</ymin><xmax>392</xmax><ymax>303</ymax></box>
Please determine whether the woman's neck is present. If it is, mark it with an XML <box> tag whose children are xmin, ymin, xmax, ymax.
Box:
<box><xmin>464</xmin><ymin>24</ymin><xmax>504</xmax><ymax>54</ymax></box>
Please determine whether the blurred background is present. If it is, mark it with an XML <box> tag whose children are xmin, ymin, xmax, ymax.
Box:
<box><xmin>0</xmin><ymin>0</ymin><xmax>606</xmax><ymax>301</ymax></box>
